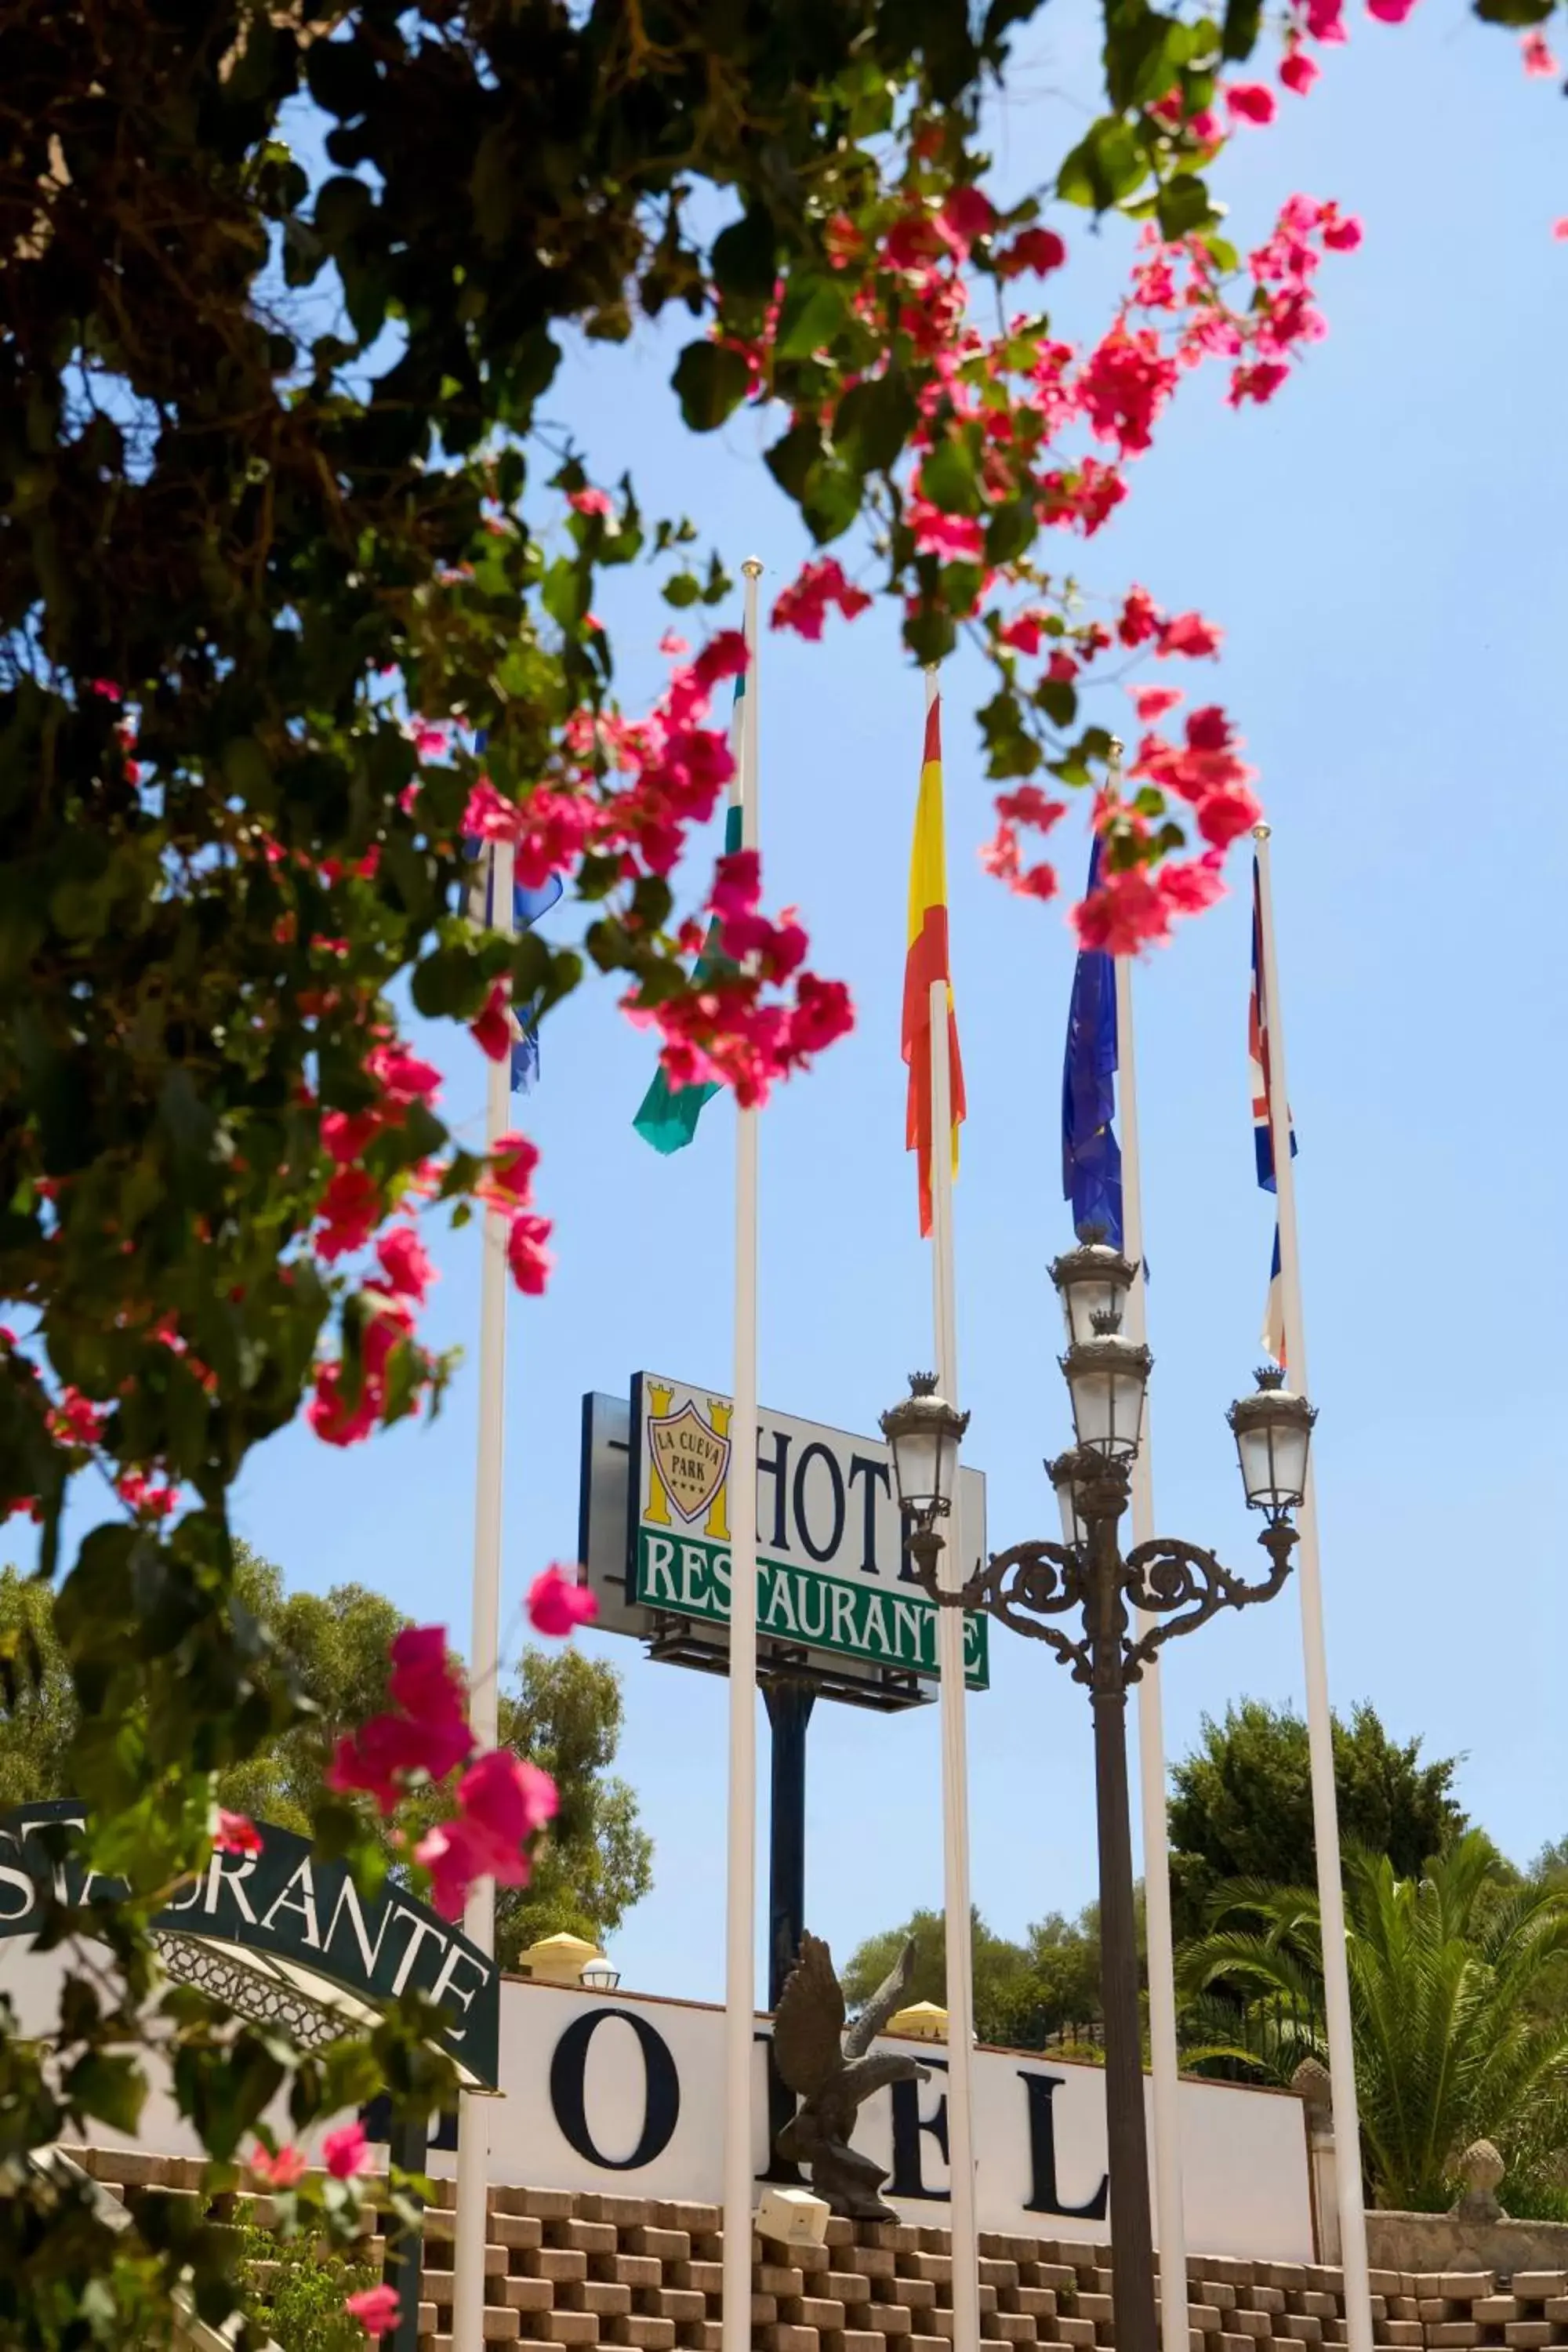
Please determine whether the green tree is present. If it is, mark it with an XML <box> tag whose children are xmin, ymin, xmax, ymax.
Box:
<box><xmin>1176</xmin><ymin>1834</ymin><xmax>1568</xmax><ymax>2214</ymax></box>
<box><xmin>841</xmin><ymin>1906</ymin><xmax>1033</xmax><ymax>2042</ymax></box>
<box><xmin>490</xmin><ymin>1647</ymin><xmax>652</xmax><ymax>1966</ymax></box>
<box><xmin>1167</xmin><ymin>1699</ymin><xmax>1467</xmax><ymax>1939</ymax></box>
<box><xmin>0</xmin><ymin>1552</ymin><xmax>652</xmax><ymax>1950</ymax></box>
<box><xmin>842</xmin><ymin>1900</ymin><xmax>1110</xmax><ymax>2051</ymax></box>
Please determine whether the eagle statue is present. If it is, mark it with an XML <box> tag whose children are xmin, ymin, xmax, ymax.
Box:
<box><xmin>771</xmin><ymin>1930</ymin><xmax>931</xmax><ymax>2220</ymax></box>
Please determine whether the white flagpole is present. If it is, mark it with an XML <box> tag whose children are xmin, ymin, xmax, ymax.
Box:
<box><xmin>925</xmin><ymin>669</ymin><xmax>981</xmax><ymax>2352</ymax></box>
<box><xmin>452</xmin><ymin>833</ymin><xmax>515</xmax><ymax>2350</ymax></box>
<box><xmin>1252</xmin><ymin>824</ymin><xmax>1372</xmax><ymax>2348</ymax></box>
<box><xmin>1112</xmin><ymin>935</ymin><xmax>1189</xmax><ymax>2352</ymax></box>
<box><xmin>721</xmin><ymin>560</ymin><xmax>764</xmax><ymax>2352</ymax></box>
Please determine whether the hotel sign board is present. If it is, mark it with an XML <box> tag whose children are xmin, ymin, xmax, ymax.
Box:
<box><xmin>579</xmin><ymin>1377</ymin><xmax>987</xmax><ymax>1704</ymax></box>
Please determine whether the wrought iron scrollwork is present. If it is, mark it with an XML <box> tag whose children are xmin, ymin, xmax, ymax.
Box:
<box><xmin>956</xmin><ymin>1540</ymin><xmax>1091</xmax><ymax>1680</ymax></box>
<box><xmin>906</xmin><ymin>1515</ymin><xmax>1297</xmax><ymax>1695</ymax></box>
<box><xmin>1121</xmin><ymin>1521</ymin><xmax>1297</xmax><ymax>1680</ymax></box>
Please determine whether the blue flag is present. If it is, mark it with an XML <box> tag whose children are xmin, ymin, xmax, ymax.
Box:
<box><xmin>1061</xmin><ymin>840</ymin><xmax>1123</xmax><ymax>1250</ymax></box>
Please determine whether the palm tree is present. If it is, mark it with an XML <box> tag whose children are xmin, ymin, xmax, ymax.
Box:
<box><xmin>1176</xmin><ymin>1832</ymin><xmax>1568</xmax><ymax>2212</ymax></box>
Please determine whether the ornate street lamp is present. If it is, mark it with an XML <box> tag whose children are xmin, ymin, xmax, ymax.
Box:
<box><xmin>879</xmin><ymin>1373</ymin><xmax>969</xmax><ymax>1533</ymax></box>
<box><xmin>882</xmin><ymin>1260</ymin><xmax>1314</xmax><ymax>2352</ymax></box>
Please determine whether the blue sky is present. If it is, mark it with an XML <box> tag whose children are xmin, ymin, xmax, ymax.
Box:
<box><xmin>49</xmin><ymin>5</ymin><xmax>1568</xmax><ymax>1999</ymax></box>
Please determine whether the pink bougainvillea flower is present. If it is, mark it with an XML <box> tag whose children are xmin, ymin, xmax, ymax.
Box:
<box><xmin>414</xmin><ymin>1751</ymin><xmax>560</xmax><ymax>1920</ymax></box>
<box><xmin>908</xmin><ymin>504</ymin><xmax>985</xmax><ymax>563</ymax></box>
<box><xmin>365</xmin><ymin>1045</ymin><xmax>442</xmax><ymax>1109</ymax></box>
<box><xmin>568</xmin><ymin>487</ymin><xmax>613</xmax><ymax>516</ymax></box>
<box><xmin>997</xmin><ymin>612</ymin><xmax>1044</xmax><ymax>656</ymax></box>
<box><xmin>1117</xmin><ymin>587</ymin><xmax>1160</xmax><ymax>648</ymax></box>
<box><xmin>376</xmin><ymin>1226</ymin><xmax>434</xmax><ymax>1305</ymax></box>
<box><xmin>387</xmin><ymin>1624</ymin><xmax>463</xmax><ymax>1717</ymax></box>
<box><xmin>771</xmin><ymin>557</ymin><xmax>873</xmax><ymax>641</ymax></box>
<box><xmin>1321</xmin><ymin>212</ymin><xmax>1364</xmax><ymax>252</ymax></box>
<box><xmin>51</xmin><ymin>1387</ymin><xmax>106</xmax><ymax>1448</ymax></box>
<box><xmin>326</xmin><ymin>1626</ymin><xmax>475</xmax><ymax>1811</ymax></box>
<box><xmin>1522</xmin><ymin>30</ymin><xmax>1559</xmax><ymax>73</ymax></box>
<box><xmin>346</xmin><ymin>2285</ymin><xmax>402</xmax><ymax>2339</ymax></box>
<box><xmin>323</xmin><ymin>2121</ymin><xmax>371</xmax><ymax>2181</ymax></box>
<box><xmin>485</xmin><ymin>1132</ymin><xmax>539</xmax><ymax>1207</ymax></box>
<box><xmin>506</xmin><ymin>1210</ymin><xmax>555</xmax><ymax>1296</ymax></box>
<box><xmin>1073</xmin><ymin>867</ymin><xmax>1168</xmax><ymax>956</ymax></box>
<box><xmin>1280</xmin><ymin>46</ymin><xmax>1320</xmax><ymax>94</ymax></box>
<box><xmin>470</xmin><ymin>978</ymin><xmax>514</xmax><ymax>1065</ymax></box>
<box><xmin>1196</xmin><ymin>780</ymin><xmax>1265</xmax><ymax>848</ymax></box>
<box><xmin>251</xmin><ymin>2142</ymin><xmax>309</xmax><ymax>2190</ymax></box>
<box><xmin>116</xmin><ymin>1469</ymin><xmax>179</xmax><ymax>1519</ymax></box>
<box><xmin>1131</xmin><ymin>685</ymin><xmax>1184</xmax><ymax>724</ymax></box>
<box><xmin>937</xmin><ymin>183</ymin><xmax>996</xmax><ymax>258</ymax></box>
<box><xmin>528</xmin><ymin>1565</ymin><xmax>599</xmax><ymax>1638</ymax></box>
<box><xmin>1306</xmin><ymin>0</ymin><xmax>1348</xmax><ymax>39</ymax></box>
<box><xmin>214</xmin><ymin>1810</ymin><xmax>262</xmax><ymax>1857</ymax></box>
<box><xmin>1225</xmin><ymin>82</ymin><xmax>1277</xmax><ymax>125</ymax></box>
<box><xmin>1555</xmin><ymin>218</ymin><xmax>1568</xmax><ymax>241</ymax></box>
<box><xmin>1365</xmin><ymin>0</ymin><xmax>1419</xmax><ymax>20</ymax></box>
<box><xmin>996</xmin><ymin>226</ymin><xmax>1066</xmax><ymax>279</ymax></box>
<box><xmin>1157</xmin><ymin>612</ymin><xmax>1223</xmax><ymax>659</ymax></box>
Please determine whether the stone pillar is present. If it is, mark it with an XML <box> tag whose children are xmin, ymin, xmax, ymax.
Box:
<box><xmin>1292</xmin><ymin>2058</ymin><xmax>1341</xmax><ymax>2265</ymax></box>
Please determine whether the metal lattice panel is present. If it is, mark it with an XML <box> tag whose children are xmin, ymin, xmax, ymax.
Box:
<box><xmin>154</xmin><ymin>1931</ymin><xmax>347</xmax><ymax>2053</ymax></box>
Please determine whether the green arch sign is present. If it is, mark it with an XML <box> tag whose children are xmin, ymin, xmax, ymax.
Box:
<box><xmin>0</xmin><ymin>1801</ymin><xmax>499</xmax><ymax>2092</ymax></box>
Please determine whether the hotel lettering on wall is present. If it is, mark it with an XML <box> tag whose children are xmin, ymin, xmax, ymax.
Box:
<box><xmin>479</xmin><ymin>1984</ymin><xmax>1313</xmax><ymax>2259</ymax></box>
<box><xmin>628</xmin><ymin>1373</ymin><xmax>989</xmax><ymax>1690</ymax></box>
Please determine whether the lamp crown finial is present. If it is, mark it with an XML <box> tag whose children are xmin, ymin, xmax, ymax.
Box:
<box><xmin>1076</xmin><ymin>1220</ymin><xmax>1109</xmax><ymax>1248</ymax></box>
<box><xmin>1089</xmin><ymin>1308</ymin><xmax>1123</xmax><ymax>1338</ymax></box>
<box><xmin>1256</xmin><ymin>1364</ymin><xmax>1286</xmax><ymax>1390</ymax></box>
<box><xmin>909</xmin><ymin>1371</ymin><xmax>938</xmax><ymax>1397</ymax></box>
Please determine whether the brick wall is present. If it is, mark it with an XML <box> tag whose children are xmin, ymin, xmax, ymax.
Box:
<box><xmin>61</xmin><ymin>2151</ymin><xmax>1568</xmax><ymax>2352</ymax></box>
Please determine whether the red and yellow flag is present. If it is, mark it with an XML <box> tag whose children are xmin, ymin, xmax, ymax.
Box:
<box><xmin>902</xmin><ymin>694</ymin><xmax>967</xmax><ymax>1237</ymax></box>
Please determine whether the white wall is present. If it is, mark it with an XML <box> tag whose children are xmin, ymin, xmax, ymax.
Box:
<box><xmin>2</xmin><ymin>1936</ymin><xmax>1312</xmax><ymax>2265</ymax></box>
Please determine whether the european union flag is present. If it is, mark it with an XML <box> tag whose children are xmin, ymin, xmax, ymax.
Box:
<box><xmin>1061</xmin><ymin>840</ymin><xmax>1123</xmax><ymax>1250</ymax></box>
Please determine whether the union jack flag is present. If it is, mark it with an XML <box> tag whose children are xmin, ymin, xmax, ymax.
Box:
<box><xmin>1250</xmin><ymin>855</ymin><xmax>1295</xmax><ymax>1364</ymax></box>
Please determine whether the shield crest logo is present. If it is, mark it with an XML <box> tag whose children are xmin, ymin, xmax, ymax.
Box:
<box><xmin>648</xmin><ymin>1400</ymin><xmax>731</xmax><ymax>1524</ymax></box>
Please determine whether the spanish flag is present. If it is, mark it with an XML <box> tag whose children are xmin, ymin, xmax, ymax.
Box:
<box><xmin>902</xmin><ymin>692</ymin><xmax>966</xmax><ymax>1237</ymax></box>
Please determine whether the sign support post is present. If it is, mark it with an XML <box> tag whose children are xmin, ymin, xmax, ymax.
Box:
<box><xmin>764</xmin><ymin>1679</ymin><xmax>815</xmax><ymax>2009</ymax></box>
<box><xmin>384</xmin><ymin>2109</ymin><xmax>430</xmax><ymax>2352</ymax></box>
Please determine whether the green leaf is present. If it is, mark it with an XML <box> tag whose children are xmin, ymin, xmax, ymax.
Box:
<box><xmin>764</xmin><ymin>420</ymin><xmax>824</xmax><ymax>500</ymax></box>
<box><xmin>832</xmin><ymin>376</ymin><xmax>917</xmax><ymax>473</ymax></box>
<box><xmin>1058</xmin><ymin>118</ymin><xmax>1147</xmax><ymax>212</ymax></box>
<box><xmin>662</xmin><ymin>570</ymin><xmax>702</xmax><ymax>608</ymax></box>
<box><xmin>313</xmin><ymin>176</ymin><xmax>372</xmax><ymax>252</ymax></box>
<box><xmin>411</xmin><ymin>942</ymin><xmax>486</xmax><ymax>1019</ymax></box>
<box><xmin>984</xmin><ymin>500</ymin><xmax>1035</xmax><ymax>566</ymax></box>
<box><xmin>711</xmin><ymin>207</ymin><xmax>777</xmax><ymax>302</ymax></box>
<box><xmin>920</xmin><ymin>435</ymin><xmax>979</xmax><ymax>515</ymax></box>
<box><xmin>1219</xmin><ymin>0</ymin><xmax>1264</xmax><ymax>56</ymax></box>
<box><xmin>775</xmin><ymin>273</ymin><xmax>849</xmax><ymax>360</ymax></box>
<box><xmin>1037</xmin><ymin>677</ymin><xmax>1079</xmax><ymax>728</ymax></box>
<box><xmin>1156</xmin><ymin>173</ymin><xmax>1215</xmax><ymax>240</ymax></box>
<box><xmin>800</xmin><ymin>459</ymin><xmax>862</xmax><ymax>546</ymax></box>
<box><xmin>65</xmin><ymin>2052</ymin><xmax>146</xmax><ymax>2135</ymax></box>
<box><xmin>671</xmin><ymin>341</ymin><xmax>751</xmax><ymax>432</ymax></box>
<box><xmin>1473</xmin><ymin>0</ymin><xmax>1554</xmax><ymax>21</ymax></box>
